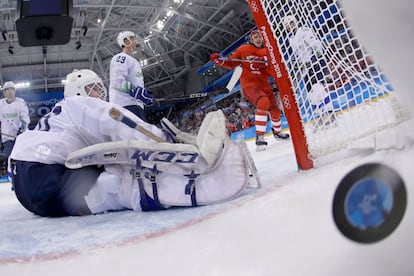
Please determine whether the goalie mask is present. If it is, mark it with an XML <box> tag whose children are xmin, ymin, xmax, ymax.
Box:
<box><xmin>64</xmin><ymin>69</ymin><xmax>107</xmax><ymax>101</ymax></box>
<box><xmin>283</xmin><ymin>15</ymin><xmax>298</xmax><ymax>32</ymax></box>
<box><xmin>117</xmin><ymin>31</ymin><xmax>137</xmax><ymax>48</ymax></box>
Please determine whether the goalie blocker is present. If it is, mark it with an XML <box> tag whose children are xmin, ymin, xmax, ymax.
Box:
<box><xmin>67</xmin><ymin>110</ymin><xmax>251</xmax><ymax>213</ymax></box>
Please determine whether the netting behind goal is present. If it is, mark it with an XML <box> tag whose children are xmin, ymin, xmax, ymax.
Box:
<box><xmin>247</xmin><ymin>0</ymin><xmax>406</xmax><ymax>169</ymax></box>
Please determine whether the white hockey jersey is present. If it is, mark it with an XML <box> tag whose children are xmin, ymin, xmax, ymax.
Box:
<box><xmin>0</xmin><ymin>97</ymin><xmax>30</xmax><ymax>142</ymax></box>
<box><xmin>109</xmin><ymin>52</ymin><xmax>145</xmax><ymax>108</ymax></box>
<box><xmin>10</xmin><ymin>97</ymin><xmax>165</xmax><ymax>164</ymax></box>
<box><xmin>288</xmin><ymin>26</ymin><xmax>323</xmax><ymax>64</ymax></box>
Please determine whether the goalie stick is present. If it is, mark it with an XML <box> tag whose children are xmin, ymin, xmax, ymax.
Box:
<box><xmin>237</xmin><ymin>135</ymin><xmax>261</xmax><ymax>188</ymax></box>
<box><xmin>109</xmin><ymin>107</ymin><xmax>166</xmax><ymax>142</ymax></box>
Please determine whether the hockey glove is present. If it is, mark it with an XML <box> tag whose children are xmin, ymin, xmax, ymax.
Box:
<box><xmin>129</xmin><ymin>86</ymin><xmax>154</xmax><ymax>106</ymax></box>
<box><xmin>210</xmin><ymin>53</ymin><xmax>225</xmax><ymax>65</ymax></box>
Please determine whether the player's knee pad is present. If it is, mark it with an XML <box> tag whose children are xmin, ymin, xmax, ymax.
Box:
<box><xmin>257</xmin><ymin>96</ymin><xmax>270</xmax><ymax>111</ymax></box>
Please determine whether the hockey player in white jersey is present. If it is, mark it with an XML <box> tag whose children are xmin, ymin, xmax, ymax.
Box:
<box><xmin>0</xmin><ymin>81</ymin><xmax>30</xmax><ymax>162</ymax></box>
<box><xmin>10</xmin><ymin>69</ymin><xmax>249</xmax><ymax>217</ymax></box>
<box><xmin>283</xmin><ymin>15</ymin><xmax>334</xmax><ymax>120</ymax></box>
<box><xmin>109</xmin><ymin>31</ymin><xmax>153</xmax><ymax>121</ymax></box>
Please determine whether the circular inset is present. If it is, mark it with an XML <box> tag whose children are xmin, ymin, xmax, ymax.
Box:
<box><xmin>333</xmin><ymin>163</ymin><xmax>407</xmax><ymax>243</ymax></box>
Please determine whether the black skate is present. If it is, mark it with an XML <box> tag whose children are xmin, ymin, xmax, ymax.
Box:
<box><xmin>273</xmin><ymin>130</ymin><xmax>290</xmax><ymax>140</ymax></box>
<box><xmin>255</xmin><ymin>135</ymin><xmax>267</xmax><ymax>151</ymax></box>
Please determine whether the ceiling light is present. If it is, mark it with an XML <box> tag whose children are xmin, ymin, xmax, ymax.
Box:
<box><xmin>156</xmin><ymin>20</ymin><xmax>165</xmax><ymax>30</ymax></box>
<box><xmin>8</xmin><ymin>46</ymin><xmax>14</xmax><ymax>55</ymax></box>
<box><xmin>15</xmin><ymin>82</ymin><xmax>30</xmax><ymax>88</ymax></box>
<box><xmin>76</xmin><ymin>40</ymin><xmax>81</xmax><ymax>50</ymax></box>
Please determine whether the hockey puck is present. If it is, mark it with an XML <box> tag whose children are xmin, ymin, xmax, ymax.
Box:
<box><xmin>332</xmin><ymin>163</ymin><xmax>407</xmax><ymax>243</ymax></box>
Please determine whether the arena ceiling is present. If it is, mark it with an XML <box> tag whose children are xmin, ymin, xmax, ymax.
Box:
<box><xmin>0</xmin><ymin>0</ymin><xmax>256</xmax><ymax>100</ymax></box>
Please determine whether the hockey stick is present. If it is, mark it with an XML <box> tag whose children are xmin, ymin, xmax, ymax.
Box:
<box><xmin>154</xmin><ymin>88</ymin><xmax>229</xmax><ymax>102</ymax></box>
<box><xmin>108</xmin><ymin>107</ymin><xmax>166</xmax><ymax>142</ymax></box>
<box><xmin>237</xmin><ymin>136</ymin><xmax>261</xmax><ymax>188</ymax></box>
<box><xmin>218</xmin><ymin>57</ymin><xmax>268</xmax><ymax>63</ymax></box>
<box><xmin>226</xmin><ymin>66</ymin><xmax>243</xmax><ymax>92</ymax></box>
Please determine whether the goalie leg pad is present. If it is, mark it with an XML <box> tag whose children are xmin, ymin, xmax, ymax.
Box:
<box><xmin>67</xmin><ymin>110</ymin><xmax>229</xmax><ymax>174</ymax></box>
<box><xmin>84</xmin><ymin>171</ymin><xmax>130</xmax><ymax>214</ymax></box>
<box><xmin>66</xmin><ymin>140</ymin><xmax>209</xmax><ymax>174</ymax></box>
<box><xmin>139</xmin><ymin>140</ymin><xmax>249</xmax><ymax>207</ymax></box>
<box><xmin>195</xmin><ymin>110</ymin><xmax>227</xmax><ymax>167</ymax></box>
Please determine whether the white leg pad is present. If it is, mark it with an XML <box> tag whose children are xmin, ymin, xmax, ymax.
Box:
<box><xmin>84</xmin><ymin>171</ymin><xmax>127</xmax><ymax>214</ymax></box>
<box><xmin>195</xmin><ymin>110</ymin><xmax>227</xmax><ymax>167</ymax></box>
<box><xmin>84</xmin><ymin>168</ymin><xmax>145</xmax><ymax>214</ymax></box>
<box><xmin>66</xmin><ymin>110</ymin><xmax>228</xmax><ymax>174</ymax></box>
<box><xmin>140</xmin><ymin>140</ymin><xmax>249</xmax><ymax>206</ymax></box>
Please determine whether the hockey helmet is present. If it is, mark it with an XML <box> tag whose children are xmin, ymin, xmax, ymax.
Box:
<box><xmin>2</xmin><ymin>81</ymin><xmax>15</xmax><ymax>90</ymax></box>
<box><xmin>64</xmin><ymin>69</ymin><xmax>107</xmax><ymax>101</ymax></box>
<box><xmin>116</xmin><ymin>31</ymin><xmax>137</xmax><ymax>48</ymax></box>
<box><xmin>249</xmin><ymin>29</ymin><xmax>262</xmax><ymax>41</ymax></box>
<box><xmin>283</xmin><ymin>15</ymin><xmax>298</xmax><ymax>31</ymax></box>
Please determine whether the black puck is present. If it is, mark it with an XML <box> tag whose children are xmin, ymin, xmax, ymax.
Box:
<box><xmin>332</xmin><ymin>163</ymin><xmax>407</xmax><ymax>243</ymax></box>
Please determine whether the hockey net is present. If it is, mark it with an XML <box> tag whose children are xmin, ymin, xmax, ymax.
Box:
<box><xmin>247</xmin><ymin>0</ymin><xmax>407</xmax><ymax>169</ymax></box>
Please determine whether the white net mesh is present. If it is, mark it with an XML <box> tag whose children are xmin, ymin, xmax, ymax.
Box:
<box><xmin>254</xmin><ymin>0</ymin><xmax>405</xmax><ymax>160</ymax></box>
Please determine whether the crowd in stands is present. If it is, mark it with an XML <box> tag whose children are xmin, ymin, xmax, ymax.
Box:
<box><xmin>147</xmin><ymin>91</ymin><xmax>257</xmax><ymax>136</ymax></box>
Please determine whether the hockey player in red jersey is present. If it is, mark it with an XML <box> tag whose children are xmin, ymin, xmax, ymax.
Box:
<box><xmin>210</xmin><ymin>30</ymin><xmax>289</xmax><ymax>150</ymax></box>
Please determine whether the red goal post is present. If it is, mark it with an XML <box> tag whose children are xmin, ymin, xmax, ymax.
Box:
<box><xmin>247</xmin><ymin>0</ymin><xmax>313</xmax><ymax>170</ymax></box>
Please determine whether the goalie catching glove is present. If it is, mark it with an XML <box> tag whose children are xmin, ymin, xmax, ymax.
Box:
<box><xmin>130</xmin><ymin>86</ymin><xmax>154</xmax><ymax>106</ymax></box>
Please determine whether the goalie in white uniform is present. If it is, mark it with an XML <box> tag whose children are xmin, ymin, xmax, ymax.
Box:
<box><xmin>10</xmin><ymin>69</ymin><xmax>249</xmax><ymax>217</ymax></box>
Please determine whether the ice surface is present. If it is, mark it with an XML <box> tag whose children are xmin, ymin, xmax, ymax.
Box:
<box><xmin>0</xmin><ymin>120</ymin><xmax>413</xmax><ymax>275</ymax></box>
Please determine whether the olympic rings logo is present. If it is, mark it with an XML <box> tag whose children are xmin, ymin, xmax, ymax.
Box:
<box><xmin>282</xmin><ymin>94</ymin><xmax>292</xmax><ymax>109</ymax></box>
<box><xmin>250</xmin><ymin>1</ymin><xmax>259</xmax><ymax>13</ymax></box>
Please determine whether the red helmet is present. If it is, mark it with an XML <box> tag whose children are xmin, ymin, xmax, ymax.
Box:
<box><xmin>249</xmin><ymin>30</ymin><xmax>261</xmax><ymax>40</ymax></box>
